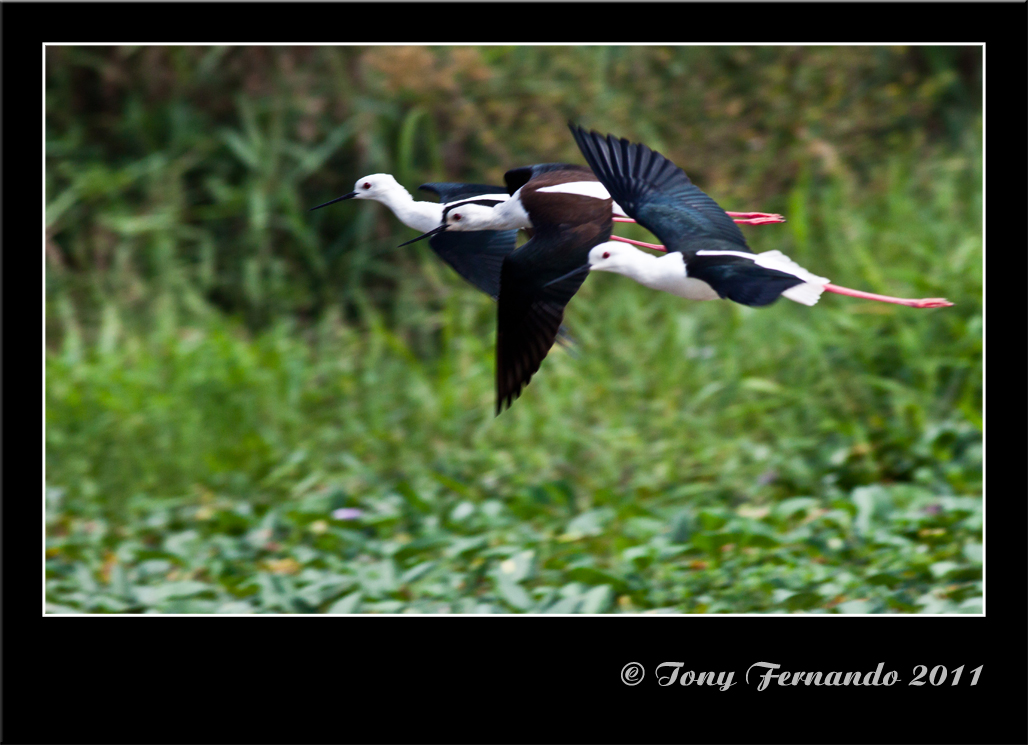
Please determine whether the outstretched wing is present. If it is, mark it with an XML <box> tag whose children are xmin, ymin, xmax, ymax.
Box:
<box><xmin>496</xmin><ymin>257</ymin><xmax>589</xmax><ymax>414</ymax></box>
<box><xmin>494</xmin><ymin>220</ymin><xmax>609</xmax><ymax>415</ymax></box>
<box><xmin>418</xmin><ymin>182</ymin><xmax>509</xmax><ymax>204</ymax></box>
<box><xmin>568</xmin><ymin>124</ymin><xmax>748</xmax><ymax>253</ymax></box>
<box><xmin>427</xmin><ymin>229</ymin><xmax>518</xmax><ymax>299</ymax></box>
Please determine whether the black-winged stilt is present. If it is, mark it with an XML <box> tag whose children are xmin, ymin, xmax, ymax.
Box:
<box><xmin>569</xmin><ymin>125</ymin><xmax>954</xmax><ymax>309</ymax></box>
<box><xmin>309</xmin><ymin>174</ymin><xmax>517</xmax><ymax>299</ymax></box>
<box><xmin>404</xmin><ymin>163</ymin><xmax>615</xmax><ymax>413</ymax></box>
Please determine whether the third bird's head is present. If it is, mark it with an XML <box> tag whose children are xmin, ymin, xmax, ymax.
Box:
<box><xmin>587</xmin><ymin>242</ymin><xmax>641</xmax><ymax>273</ymax></box>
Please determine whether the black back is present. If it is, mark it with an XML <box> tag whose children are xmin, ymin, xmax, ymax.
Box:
<box><xmin>503</xmin><ymin>163</ymin><xmax>594</xmax><ymax>196</ymax></box>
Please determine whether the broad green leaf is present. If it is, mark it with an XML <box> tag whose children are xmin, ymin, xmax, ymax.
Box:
<box><xmin>327</xmin><ymin>591</ymin><xmax>362</xmax><ymax>614</ymax></box>
<box><xmin>579</xmin><ymin>585</ymin><xmax>614</xmax><ymax>613</ymax></box>
<box><xmin>495</xmin><ymin>573</ymin><xmax>531</xmax><ymax>611</ymax></box>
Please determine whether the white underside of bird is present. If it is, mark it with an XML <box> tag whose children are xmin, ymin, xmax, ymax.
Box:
<box><xmin>589</xmin><ymin>243</ymin><xmax>831</xmax><ymax>306</ymax></box>
<box><xmin>694</xmin><ymin>250</ymin><xmax>831</xmax><ymax>306</ymax></box>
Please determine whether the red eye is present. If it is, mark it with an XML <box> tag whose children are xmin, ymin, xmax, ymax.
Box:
<box><xmin>453</xmin><ymin>213</ymin><xmax>462</xmax><ymax>221</ymax></box>
<box><xmin>362</xmin><ymin>182</ymin><xmax>371</xmax><ymax>189</ymax></box>
<box><xmin>602</xmin><ymin>251</ymin><xmax>610</xmax><ymax>259</ymax></box>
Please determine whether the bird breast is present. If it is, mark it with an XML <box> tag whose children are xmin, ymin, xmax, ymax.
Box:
<box><xmin>654</xmin><ymin>253</ymin><xmax>721</xmax><ymax>300</ymax></box>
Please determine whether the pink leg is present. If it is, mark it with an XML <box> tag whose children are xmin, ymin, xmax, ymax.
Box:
<box><xmin>614</xmin><ymin>213</ymin><xmax>786</xmax><ymax>225</ymax></box>
<box><xmin>609</xmin><ymin>235</ymin><xmax>667</xmax><ymax>252</ymax></box>
<box><xmin>733</xmin><ymin>214</ymin><xmax>786</xmax><ymax>225</ymax></box>
<box><xmin>823</xmin><ymin>283</ymin><xmax>953</xmax><ymax>308</ymax></box>
<box><xmin>726</xmin><ymin>211</ymin><xmax>785</xmax><ymax>221</ymax></box>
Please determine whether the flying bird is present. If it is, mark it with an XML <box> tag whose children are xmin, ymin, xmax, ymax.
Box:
<box><xmin>569</xmin><ymin>125</ymin><xmax>953</xmax><ymax>309</ymax></box>
<box><xmin>403</xmin><ymin>163</ymin><xmax>614</xmax><ymax>413</ymax></box>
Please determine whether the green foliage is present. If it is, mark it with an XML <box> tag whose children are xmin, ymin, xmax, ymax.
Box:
<box><xmin>45</xmin><ymin>477</ymin><xmax>982</xmax><ymax>614</ymax></box>
<box><xmin>45</xmin><ymin>47</ymin><xmax>981</xmax><ymax>613</ymax></box>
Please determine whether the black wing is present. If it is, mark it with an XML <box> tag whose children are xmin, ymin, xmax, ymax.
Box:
<box><xmin>413</xmin><ymin>183</ymin><xmax>518</xmax><ymax>298</ymax></box>
<box><xmin>503</xmin><ymin>163</ymin><xmax>593</xmax><ymax>196</ymax></box>
<box><xmin>494</xmin><ymin>222</ymin><xmax>608</xmax><ymax>414</ymax></box>
<box><xmin>418</xmin><ymin>182</ymin><xmax>509</xmax><ymax>204</ymax></box>
<box><xmin>496</xmin><ymin>259</ymin><xmax>589</xmax><ymax>414</ymax></box>
<box><xmin>569</xmin><ymin>124</ymin><xmax>749</xmax><ymax>253</ymax></box>
<box><xmin>426</xmin><ymin>229</ymin><xmax>517</xmax><ymax>299</ymax></box>
<box><xmin>686</xmin><ymin>253</ymin><xmax>804</xmax><ymax>307</ymax></box>
<box><xmin>431</xmin><ymin>230</ymin><xmax>578</xmax><ymax>350</ymax></box>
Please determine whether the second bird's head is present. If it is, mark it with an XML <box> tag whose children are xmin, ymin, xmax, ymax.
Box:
<box><xmin>440</xmin><ymin>201</ymin><xmax>502</xmax><ymax>232</ymax></box>
<box><xmin>397</xmin><ymin>201</ymin><xmax>501</xmax><ymax>246</ymax></box>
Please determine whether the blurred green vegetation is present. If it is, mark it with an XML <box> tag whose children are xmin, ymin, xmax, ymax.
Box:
<box><xmin>46</xmin><ymin>46</ymin><xmax>981</xmax><ymax>613</ymax></box>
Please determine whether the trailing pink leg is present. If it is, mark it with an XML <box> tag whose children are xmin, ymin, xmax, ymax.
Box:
<box><xmin>726</xmin><ymin>211</ymin><xmax>785</xmax><ymax>222</ymax></box>
<box><xmin>734</xmin><ymin>214</ymin><xmax>786</xmax><ymax>225</ymax></box>
<box><xmin>609</xmin><ymin>235</ymin><xmax>667</xmax><ymax>251</ymax></box>
<box><xmin>823</xmin><ymin>283</ymin><xmax>953</xmax><ymax>308</ymax></box>
<box><xmin>614</xmin><ymin>213</ymin><xmax>786</xmax><ymax>225</ymax></box>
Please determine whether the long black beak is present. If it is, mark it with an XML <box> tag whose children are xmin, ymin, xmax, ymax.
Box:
<box><xmin>542</xmin><ymin>263</ymin><xmax>590</xmax><ymax>288</ymax></box>
<box><xmin>309</xmin><ymin>192</ymin><xmax>358</xmax><ymax>211</ymax></box>
<box><xmin>397</xmin><ymin>224</ymin><xmax>447</xmax><ymax>247</ymax></box>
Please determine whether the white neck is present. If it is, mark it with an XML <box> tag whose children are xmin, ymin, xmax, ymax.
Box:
<box><xmin>375</xmin><ymin>187</ymin><xmax>444</xmax><ymax>233</ymax></box>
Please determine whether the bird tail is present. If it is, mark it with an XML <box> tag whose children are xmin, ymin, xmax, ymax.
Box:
<box><xmin>780</xmin><ymin>283</ymin><xmax>826</xmax><ymax>306</ymax></box>
<box><xmin>753</xmin><ymin>251</ymin><xmax>829</xmax><ymax>306</ymax></box>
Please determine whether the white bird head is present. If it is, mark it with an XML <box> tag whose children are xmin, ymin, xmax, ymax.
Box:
<box><xmin>349</xmin><ymin>173</ymin><xmax>402</xmax><ymax>200</ymax></box>
<box><xmin>441</xmin><ymin>201</ymin><xmax>504</xmax><ymax>232</ymax></box>
<box><xmin>309</xmin><ymin>173</ymin><xmax>405</xmax><ymax>212</ymax></box>
<box><xmin>587</xmin><ymin>241</ymin><xmax>642</xmax><ymax>273</ymax></box>
<box><xmin>396</xmin><ymin>199</ymin><xmax>512</xmax><ymax>247</ymax></box>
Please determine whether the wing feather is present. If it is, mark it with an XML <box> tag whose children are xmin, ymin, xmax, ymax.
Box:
<box><xmin>569</xmin><ymin>124</ymin><xmax>749</xmax><ymax>253</ymax></box>
<box><xmin>427</xmin><ymin>230</ymin><xmax>517</xmax><ymax>299</ymax></box>
<box><xmin>418</xmin><ymin>182</ymin><xmax>509</xmax><ymax>203</ymax></box>
<box><xmin>495</xmin><ymin>241</ymin><xmax>592</xmax><ymax>414</ymax></box>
